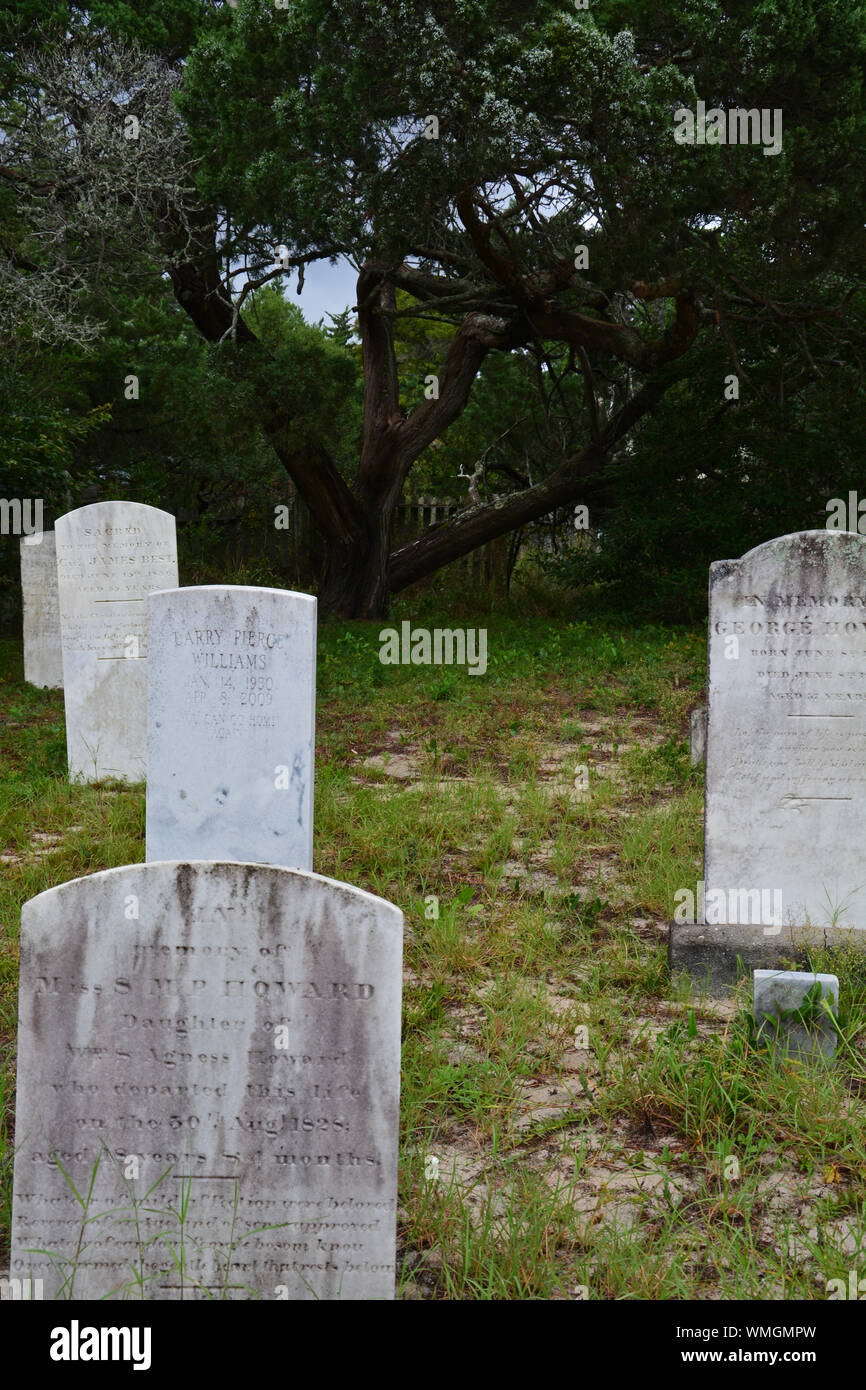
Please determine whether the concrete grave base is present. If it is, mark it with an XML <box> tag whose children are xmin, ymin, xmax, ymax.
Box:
<box><xmin>668</xmin><ymin>920</ymin><xmax>866</xmax><ymax>995</ymax></box>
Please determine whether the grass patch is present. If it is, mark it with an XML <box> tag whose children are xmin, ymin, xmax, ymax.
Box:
<box><xmin>3</xmin><ymin>613</ymin><xmax>864</xmax><ymax>1299</ymax></box>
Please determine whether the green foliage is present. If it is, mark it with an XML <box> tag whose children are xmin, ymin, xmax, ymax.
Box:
<box><xmin>539</xmin><ymin>319</ymin><xmax>866</xmax><ymax>619</ymax></box>
<box><xmin>6</xmin><ymin>621</ymin><xmax>866</xmax><ymax>1298</ymax></box>
<box><xmin>0</xmin><ymin>269</ymin><xmax>362</xmax><ymax>622</ymax></box>
<box><xmin>242</xmin><ymin>285</ymin><xmax>362</xmax><ymax>472</ymax></box>
<box><xmin>179</xmin><ymin>2</ymin><xmax>695</xmax><ymax>274</ymax></box>
<box><xmin>0</xmin><ymin>340</ymin><xmax>108</xmax><ymax>618</ymax></box>
<box><xmin>3</xmin><ymin>2</ymin><xmax>866</xmax><ymax>613</ymax></box>
<box><xmin>77</xmin><ymin>280</ymin><xmax>361</xmax><ymax>538</ymax></box>
<box><xmin>0</xmin><ymin>0</ymin><xmax>206</xmax><ymax>64</ymax></box>
<box><xmin>180</xmin><ymin>1</ymin><xmax>866</xmax><ymax>289</ymax></box>
<box><xmin>173</xmin><ymin>0</ymin><xmax>866</xmax><ymax>609</ymax></box>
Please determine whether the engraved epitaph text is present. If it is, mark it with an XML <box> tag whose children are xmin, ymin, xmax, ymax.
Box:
<box><xmin>146</xmin><ymin>587</ymin><xmax>316</xmax><ymax>868</ymax></box>
<box><xmin>705</xmin><ymin>531</ymin><xmax>866</xmax><ymax>930</ymax></box>
<box><xmin>11</xmin><ymin>862</ymin><xmax>402</xmax><ymax>1300</ymax></box>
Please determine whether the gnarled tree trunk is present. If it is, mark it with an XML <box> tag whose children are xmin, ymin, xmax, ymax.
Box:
<box><xmin>169</xmin><ymin>220</ymin><xmax>701</xmax><ymax>618</ymax></box>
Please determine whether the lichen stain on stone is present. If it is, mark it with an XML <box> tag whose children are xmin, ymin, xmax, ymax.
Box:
<box><xmin>174</xmin><ymin>862</ymin><xmax>195</xmax><ymax>922</ymax></box>
<box><xmin>263</xmin><ymin>873</ymin><xmax>285</xmax><ymax>941</ymax></box>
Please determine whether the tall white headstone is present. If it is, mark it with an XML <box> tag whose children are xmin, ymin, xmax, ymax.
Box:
<box><xmin>10</xmin><ymin>861</ymin><xmax>402</xmax><ymax>1301</ymax></box>
<box><xmin>671</xmin><ymin>531</ymin><xmax>866</xmax><ymax>989</ymax></box>
<box><xmin>55</xmin><ymin>501</ymin><xmax>178</xmax><ymax>782</ymax></box>
<box><xmin>20</xmin><ymin>532</ymin><xmax>63</xmax><ymax>688</ymax></box>
<box><xmin>146</xmin><ymin>587</ymin><xmax>316</xmax><ymax>868</ymax></box>
<box><xmin>704</xmin><ymin>531</ymin><xmax>866</xmax><ymax>933</ymax></box>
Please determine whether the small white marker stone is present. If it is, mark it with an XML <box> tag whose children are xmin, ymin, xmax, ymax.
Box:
<box><xmin>753</xmin><ymin>969</ymin><xmax>839</xmax><ymax>1060</ymax></box>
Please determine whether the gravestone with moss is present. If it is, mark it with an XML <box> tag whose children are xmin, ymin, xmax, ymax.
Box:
<box><xmin>10</xmin><ymin>861</ymin><xmax>402</xmax><ymax>1300</ymax></box>
<box><xmin>670</xmin><ymin>531</ymin><xmax>866</xmax><ymax>988</ymax></box>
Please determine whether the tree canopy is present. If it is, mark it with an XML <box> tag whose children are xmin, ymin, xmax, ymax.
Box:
<box><xmin>3</xmin><ymin>1</ymin><xmax>866</xmax><ymax>617</ymax></box>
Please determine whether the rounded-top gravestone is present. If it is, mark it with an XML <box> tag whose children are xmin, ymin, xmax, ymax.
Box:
<box><xmin>704</xmin><ymin>530</ymin><xmax>866</xmax><ymax>935</ymax></box>
<box><xmin>145</xmin><ymin>586</ymin><xmax>316</xmax><ymax>870</ymax></box>
<box><xmin>10</xmin><ymin>860</ymin><xmax>403</xmax><ymax>1301</ymax></box>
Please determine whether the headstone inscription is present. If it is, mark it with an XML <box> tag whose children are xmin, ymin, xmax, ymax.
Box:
<box><xmin>146</xmin><ymin>587</ymin><xmax>316</xmax><ymax>870</ymax></box>
<box><xmin>20</xmin><ymin>533</ymin><xmax>63</xmax><ymax>688</ymax></box>
<box><xmin>10</xmin><ymin>860</ymin><xmax>403</xmax><ymax>1300</ymax></box>
<box><xmin>670</xmin><ymin>531</ymin><xmax>866</xmax><ymax>987</ymax></box>
<box><xmin>55</xmin><ymin>502</ymin><xmax>178</xmax><ymax>782</ymax></box>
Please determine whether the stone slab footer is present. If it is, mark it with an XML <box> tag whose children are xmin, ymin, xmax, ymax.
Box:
<box><xmin>668</xmin><ymin>922</ymin><xmax>866</xmax><ymax>996</ymax></box>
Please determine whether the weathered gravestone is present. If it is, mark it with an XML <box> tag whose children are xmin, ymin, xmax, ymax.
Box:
<box><xmin>20</xmin><ymin>533</ymin><xmax>63</xmax><ymax>689</ymax></box>
<box><xmin>11</xmin><ymin>861</ymin><xmax>403</xmax><ymax>1300</ymax></box>
<box><xmin>753</xmin><ymin>969</ymin><xmax>839</xmax><ymax>1061</ymax></box>
<box><xmin>670</xmin><ymin>530</ymin><xmax>866</xmax><ymax>989</ymax></box>
<box><xmin>146</xmin><ymin>587</ymin><xmax>316</xmax><ymax>870</ymax></box>
<box><xmin>55</xmin><ymin>502</ymin><xmax>178</xmax><ymax>782</ymax></box>
<box><xmin>689</xmin><ymin>706</ymin><xmax>707</xmax><ymax>766</ymax></box>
